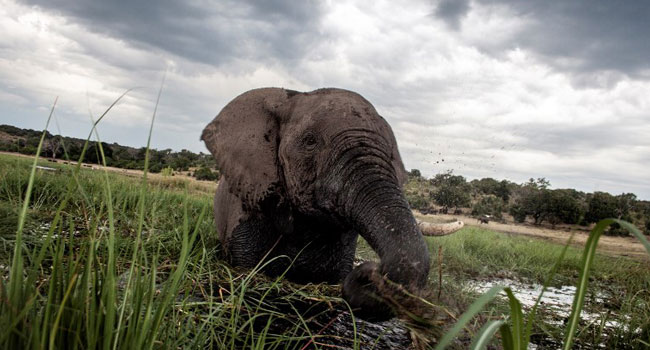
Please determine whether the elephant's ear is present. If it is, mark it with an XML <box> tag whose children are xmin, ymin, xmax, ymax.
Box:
<box><xmin>201</xmin><ymin>88</ymin><xmax>291</xmax><ymax>209</ymax></box>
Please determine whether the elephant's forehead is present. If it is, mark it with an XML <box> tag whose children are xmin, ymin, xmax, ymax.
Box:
<box><xmin>290</xmin><ymin>94</ymin><xmax>385</xmax><ymax>134</ymax></box>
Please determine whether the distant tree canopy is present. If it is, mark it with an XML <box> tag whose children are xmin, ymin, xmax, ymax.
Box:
<box><xmin>472</xmin><ymin>194</ymin><xmax>504</xmax><ymax>219</ymax></box>
<box><xmin>509</xmin><ymin>180</ymin><xmax>584</xmax><ymax>226</ymax></box>
<box><xmin>0</xmin><ymin>124</ymin><xmax>218</xmax><ymax>175</ymax></box>
<box><xmin>408</xmin><ymin>169</ymin><xmax>422</xmax><ymax>179</ymax></box>
<box><xmin>399</xmin><ymin>167</ymin><xmax>648</xmax><ymax>234</ymax></box>
<box><xmin>430</xmin><ymin>170</ymin><xmax>471</xmax><ymax>210</ymax></box>
<box><xmin>583</xmin><ymin>192</ymin><xmax>639</xmax><ymax>236</ymax></box>
<box><xmin>470</xmin><ymin>178</ymin><xmax>511</xmax><ymax>202</ymax></box>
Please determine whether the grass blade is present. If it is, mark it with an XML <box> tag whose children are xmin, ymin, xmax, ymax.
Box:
<box><xmin>563</xmin><ymin>218</ymin><xmax>650</xmax><ymax>349</ymax></box>
<box><xmin>503</xmin><ymin>288</ymin><xmax>524</xmax><ymax>349</ymax></box>
<box><xmin>499</xmin><ymin>323</ymin><xmax>514</xmax><ymax>350</ymax></box>
<box><xmin>435</xmin><ymin>285</ymin><xmax>506</xmax><ymax>350</ymax></box>
<box><xmin>470</xmin><ymin>320</ymin><xmax>505</xmax><ymax>350</ymax></box>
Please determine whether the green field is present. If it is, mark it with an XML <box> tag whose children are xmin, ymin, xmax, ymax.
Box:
<box><xmin>1</xmin><ymin>152</ymin><xmax>649</xmax><ymax>349</ymax></box>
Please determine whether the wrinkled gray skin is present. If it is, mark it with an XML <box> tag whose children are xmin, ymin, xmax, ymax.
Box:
<box><xmin>202</xmin><ymin>88</ymin><xmax>430</xmax><ymax>321</ymax></box>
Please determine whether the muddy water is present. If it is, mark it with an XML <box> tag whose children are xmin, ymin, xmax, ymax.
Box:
<box><xmin>467</xmin><ymin>277</ymin><xmax>640</xmax><ymax>349</ymax></box>
<box><xmin>317</xmin><ymin>312</ymin><xmax>412</xmax><ymax>350</ymax></box>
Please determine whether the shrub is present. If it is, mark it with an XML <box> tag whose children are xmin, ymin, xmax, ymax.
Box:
<box><xmin>149</xmin><ymin>163</ymin><xmax>163</xmax><ymax>173</ymax></box>
<box><xmin>471</xmin><ymin>195</ymin><xmax>504</xmax><ymax>219</ymax></box>
<box><xmin>161</xmin><ymin>166</ymin><xmax>173</xmax><ymax>177</ymax></box>
<box><xmin>606</xmin><ymin>222</ymin><xmax>630</xmax><ymax>236</ymax></box>
<box><xmin>193</xmin><ymin>166</ymin><xmax>219</xmax><ymax>181</ymax></box>
<box><xmin>406</xmin><ymin>192</ymin><xmax>430</xmax><ymax>211</ymax></box>
<box><xmin>509</xmin><ymin>204</ymin><xmax>527</xmax><ymax>223</ymax></box>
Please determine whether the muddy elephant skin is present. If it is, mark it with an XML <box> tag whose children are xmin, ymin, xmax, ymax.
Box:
<box><xmin>202</xmin><ymin>88</ymin><xmax>430</xmax><ymax>320</ymax></box>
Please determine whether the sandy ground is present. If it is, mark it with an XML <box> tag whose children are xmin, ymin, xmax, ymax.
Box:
<box><xmin>416</xmin><ymin>212</ymin><xmax>650</xmax><ymax>262</ymax></box>
<box><xmin>4</xmin><ymin>151</ymin><xmax>647</xmax><ymax>262</ymax></box>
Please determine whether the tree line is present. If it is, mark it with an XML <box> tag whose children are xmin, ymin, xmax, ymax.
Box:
<box><xmin>405</xmin><ymin>169</ymin><xmax>650</xmax><ymax>236</ymax></box>
<box><xmin>2</xmin><ymin>124</ymin><xmax>648</xmax><ymax>235</ymax></box>
<box><xmin>0</xmin><ymin>124</ymin><xmax>220</xmax><ymax>181</ymax></box>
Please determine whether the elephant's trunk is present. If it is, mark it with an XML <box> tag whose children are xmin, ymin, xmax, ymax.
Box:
<box><xmin>344</xmin><ymin>180</ymin><xmax>430</xmax><ymax>288</ymax></box>
<box><xmin>322</xmin><ymin>133</ymin><xmax>430</xmax><ymax>319</ymax></box>
<box><xmin>340</xmin><ymin>175</ymin><xmax>430</xmax><ymax>320</ymax></box>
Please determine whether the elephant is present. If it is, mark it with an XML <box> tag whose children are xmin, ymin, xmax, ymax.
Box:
<box><xmin>201</xmin><ymin>87</ymin><xmax>461</xmax><ymax>320</ymax></box>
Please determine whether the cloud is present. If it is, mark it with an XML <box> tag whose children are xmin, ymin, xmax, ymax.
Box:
<box><xmin>461</xmin><ymin>0</ymin><xmax>650</xmax><ymax>81</ymax></box>
<box><xmin>433</xmin><ymin>0</ymin><xmax>470</xmax><ymax>30</ymax></box>
<box><xmin>20</xmin><ymin>0</ymin><xmax>327</xmax><ymax>67</ymax></box>
<box><xmin>1</xmin><ymin>0</ymin><xmax>650</xmax><ymax>198</ymax></box>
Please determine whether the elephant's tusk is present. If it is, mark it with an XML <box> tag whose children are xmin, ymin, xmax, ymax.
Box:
<box><xmin>417</xmin><ymin>219</ymin><xmax>464</xmax><ymax>236</ymax></box>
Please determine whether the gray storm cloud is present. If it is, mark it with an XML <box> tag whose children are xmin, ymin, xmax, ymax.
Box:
<box><xmin>2</xmin><ymin>0</ymin><xmax>650</xmax><ymax>198</ymax></box>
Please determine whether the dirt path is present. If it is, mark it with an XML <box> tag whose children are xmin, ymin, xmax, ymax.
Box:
<box><xmin>416</xmin><ymin>212</ymin><xmax>650</xmax><ymax>262</ymax></box>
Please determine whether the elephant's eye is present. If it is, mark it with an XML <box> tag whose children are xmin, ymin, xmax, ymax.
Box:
<box><xmin>302</xmin><ymin>133</ymin><xmax>318</xmax><ymax>148</ymax></box>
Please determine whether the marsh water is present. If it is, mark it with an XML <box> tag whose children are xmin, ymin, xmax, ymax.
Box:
<box><xmin>468</xmin><ymin>277</ymin><xmax>640</xmax><ymax>349</ymax></box>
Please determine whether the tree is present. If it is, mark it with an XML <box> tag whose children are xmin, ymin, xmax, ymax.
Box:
<box><xmin>524</xmin><ymin>177</ymin><xmax>550</xmax><ymax>190</ymax></box>
<box><xmin>509</xmin><ymin>204</ymin><xmax>527</xmax><ymax>223</ymax></box>
<box><xmin>471</xmin><ymin>178</ymin><xmax>511</xmax><ymax>202</ymax></box>
<box><xmin>472</xmin><ymin>195</ymin><xmax>504</xmax><ymax>219</ymax></box>
<box><xmin>509</xmin><ymin>180</ymin><xmax>582</xmax><ymax>226</ymax></box>
<box><xmin>495</xmin><ymin>180</ymin><xmax>511</xmax><ymax>202</ymax></box>
<box><xmin>584</xmin><ymin>192</ymin><xmax>638</xmax><ymax>236</ymax></box>
<box><xmin>431</xmin><ymin>170</ymin><xmax>471</xmax><ymax>211</ymax></box>
<box><xmin>585</xmin><ymin>192</ymin><xmax>618</xmax><ymax>223</ymax></box>
<box><xmin>43</xmin><ymin>135</ymin><xmax>64</xmax><ymax>159</ymax></box>
<box><xmin>408</xmin><ymin>169</ymin><xmax>422</xmax><ymax>179</ymax></box>
<box><xmin>615</xmin><ymin>193</ymin><xmax>637</xmax><ymax>220</ymax></box>
<box><xmin>82</xmin><ymin>142</ymin><xmax>113</xmax><ymax>164</ymax></box>
<box><xmin>545</xmin><ymin>190</ymin><xmax>583</xmax><ymax>227</ymax></box>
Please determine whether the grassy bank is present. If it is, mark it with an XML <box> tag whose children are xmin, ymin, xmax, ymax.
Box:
<box><xmin>1</xmin><ymin>151</ymin><xmax>649</xmax><ymax>349</ymax></box>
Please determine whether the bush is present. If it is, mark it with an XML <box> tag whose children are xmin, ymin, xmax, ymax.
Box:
<box><xmin>509</xmin><ymin>204</ymin><xmax>527</xmax><ymax>223</ymax></box>
<box><xmin>193</xmin><ymin>166</ymin><xmax>219</xmax><ymax>181</ymax></box>
<box><xmin>471</xmin><ymin>195</ymin><xmax>504</xmax><ymax>219</ymax></box>
<box><xmin>406</xmin><ymin>192</ymin><xmax>430</xmax><ymax>212</ymax></box>
<box><xmin>149</xmin><ymin>163</ymin><xmax>163</xmax><ymax>173</ymax></box>
<box><xmin>606</xmin><ymin>222</ymin><xmax>630</xmax><ymax>236</ymax></box>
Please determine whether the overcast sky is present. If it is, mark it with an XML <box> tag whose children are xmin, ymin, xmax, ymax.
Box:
<box><xmin>1</xmin><ymin>0</ymin><xmax>649</xmax><ymax>198</ymax></box>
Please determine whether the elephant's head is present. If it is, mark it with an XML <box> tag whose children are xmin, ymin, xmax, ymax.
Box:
<box><xmin>202</xmin><ymin>88</ymin><xmax>435</xmax><ymax>319</ymax></box>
